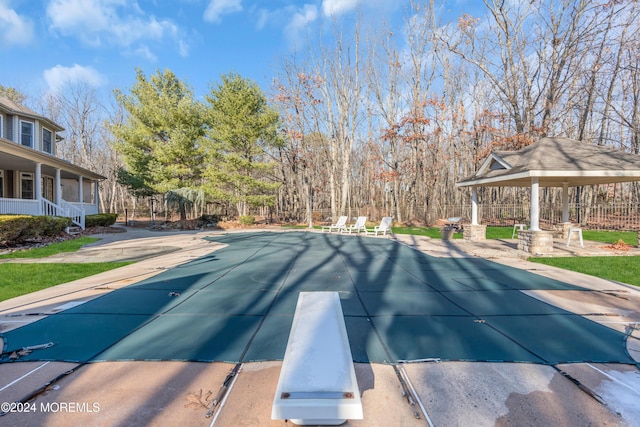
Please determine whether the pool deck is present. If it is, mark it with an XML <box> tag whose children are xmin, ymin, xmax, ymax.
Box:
<box><xmin>0</xmin><ymin>227</ymin><xmax>639</xmax><ymax>427</ymax></box>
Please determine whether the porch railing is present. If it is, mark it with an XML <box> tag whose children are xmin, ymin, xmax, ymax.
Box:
<box><xmin>0</xmin><ymin>198</ymin><xmax>40</xmax><ymax>216</ymax></box>
<box><xmin>60</xmin><ymin>200</ymin><xmax>85</xmax><ymax>229</ymax></box>
<box><xmin>42</xmin><ymin>198</ymin><xmax>62</xmax><ymax>217</ymax></box>
<box><xmin>1</xmin><ymin>197</ymin><xmax>86</xmax><ymax>229</ymax></box>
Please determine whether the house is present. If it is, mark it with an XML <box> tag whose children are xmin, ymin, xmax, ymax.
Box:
<box><xmin>0</xmin><ymin>95</ymin><xmax>105</xmax><ymax>229</ymax></box>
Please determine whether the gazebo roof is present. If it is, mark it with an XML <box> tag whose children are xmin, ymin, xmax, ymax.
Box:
<box><xmin>456</xmin><ymin>137</ymin><xmax>640</xmax><ymax>187</ymax></box>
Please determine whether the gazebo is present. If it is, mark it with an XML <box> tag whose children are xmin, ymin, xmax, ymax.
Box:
<box><xmin>456</xmin><ymin>137</ymin><xmax>640</xmax><ymax>253</ymax></box>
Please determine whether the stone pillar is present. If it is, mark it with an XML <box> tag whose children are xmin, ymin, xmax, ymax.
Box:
<box><xmin>518</xmin><ymin>230</ymin><xmax>554</xmax><ymax>254</ymax></box>
<box><xmin>556</xmin><ymin>222</ymin><xmax>574</xmax><ymax>239</ymax></box>
<box><xmin>463</xmin><ymin>224</ymin><xmax>486</xmax><ymax>241</ymax></box>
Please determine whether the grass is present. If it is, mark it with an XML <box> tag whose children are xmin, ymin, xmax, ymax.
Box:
<box><xmin>0</xmin><ymin>237</ymin><xmax>100</xmax><ymax>259</ymax></box>
<box><xmin>0</xmin><ymin>236</ymin><xmax>131</xmax><ymax>302</ymax></box>
<box><xmin>0</xmin><ymin>262</ymin><xmax>132</xmax><ymax>302</ymax></box>
<box><xmin>391</xmin><ymin>226</ymin><xmax>515</xmax><ymax>239</ymax></box>
<box><xmin>582</xmin><ymin>230</ymin><xmax>637</xmax><ymax>246</ymax></box>
<box><xmin>528</xmin><ymin>256</ymin><xmax>640</xmax><ymax>287</ymax></box>
<box><xmin>393</xmin><ymin>226</ymin><xmax>461</xmax><ymax>239</ymax></box>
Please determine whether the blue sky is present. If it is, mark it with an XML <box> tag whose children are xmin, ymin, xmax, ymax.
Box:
<box><xmin>0</xmin><ymin>0</ymin><xmax>479</xmax><ymax>101</ymax></box>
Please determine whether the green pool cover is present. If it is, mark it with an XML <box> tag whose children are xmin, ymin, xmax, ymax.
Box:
<box><xmin>1</xmin><ymin>231</ymin><xmax>635</xmax><ymax>365</ymax></box>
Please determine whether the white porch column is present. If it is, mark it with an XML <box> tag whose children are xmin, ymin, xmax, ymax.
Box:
<box><xmin>530</xmin><ymin>177</ymin><xmax>540</xmax><ymax>231</ymax></box>
<box><xmin>78</xmin><ymin>176</ymin><xmax>84</xmax><ymax>207</ymax></box>
<box><xmin>471</xmin><ymin>186</ymin><xmax>479</xmax><ymax>225</ymax></box>
<box><xmin>562</xmin><ymin>183</ymin><xmax>569</xmax><ymax>223</ymax></box>
<box><xmin>35</xmin><ymin>163</ymin><xmax>42</xmax><ymax>214</ymax></box>
<box><xmin>55</xmin><ymin>168</ymin><xmax>62</xmax><ymax>206</ymax></box>
<box><xmin>94</xmin><ymin>181</ymin><xmax>99</xmax><ymax>208</ymax></box>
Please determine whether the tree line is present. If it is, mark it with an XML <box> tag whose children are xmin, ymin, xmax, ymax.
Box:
<box><xmin>3</xmin><ymin>0</ymin><xmax>640</xmax><ymax>226</ymax></box>
<box><xmin>273</xmin><ymin>0</ymin><xmax>640</xmax><ymax>225</ymax></box>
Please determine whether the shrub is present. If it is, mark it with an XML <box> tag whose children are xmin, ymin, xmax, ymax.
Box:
<box><xmin>40</xmin><ymin>216</ymin><xmax>73</xmax><ymax>234</ymax></box>
<box><xmin>85</xmin><ymin>213</ymin><xmax>118</xmax><ymax>228</ymax></box>
<box><xmin>0</xmin><ymin>215</ymin><xmax>71</xmax><ymax>245</ymax></box>
<box><xmin>239</xmin><ymin>215</ymin><xmax>255</xmax><ymax>226</ymax></box>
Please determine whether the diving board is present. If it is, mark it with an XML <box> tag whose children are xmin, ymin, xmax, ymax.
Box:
<box><xmin>272</xmin><ymin>292</ymin><xmax>363</xmax><ymax>425</ymax></box>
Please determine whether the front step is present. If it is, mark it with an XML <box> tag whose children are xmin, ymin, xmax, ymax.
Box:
<box><xmin>66</xmin><ymin>226</ymin><xmax>83</xmax><ymax>236</ymax></box>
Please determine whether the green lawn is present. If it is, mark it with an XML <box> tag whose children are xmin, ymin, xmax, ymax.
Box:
<box><xmin>0</xmin><ymin>237</ymin><xmax>100</xmax><ymax>259</ymax></box>
<box><xmin>0</xmin><ymin>236</ymin><xmax>131</xmax><ymax>302</ymax></box>
<box><xmin>582</xmin><ymin>230</ymin><xmax>637</xmax><ymax>246</ymax></box>
<box><xmin>391</xmin><ymin>226</ymin><xmax>514</xmax><ymax>239</ymax></box>
<box><xmin>528</xmin><ymin>256</ymin><xmax>640</xmax><ymax>287</ymax></box>
<box><xmin>0</xmin><ymin>262</ymin><xmax>131</xmax><ymax>302</ymax></box>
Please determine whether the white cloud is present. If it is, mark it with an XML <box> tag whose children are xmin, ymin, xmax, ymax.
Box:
<box><xmin>0</xmin><ymin>0</ymin><xmax>35</xmax><ymax>46</ymax></box>
<box><xmin>285</xmin><ymin>4</ymin><xmax>318</xmax><ymax>45</ymax></box>
<box><xmin>178</xmin><ymin>39</ymin><xmax>190</xmax><ymax>57</ymax></box>
<box><xmin>256</xmin><ymin>7</ymin><xmax>277</xmax><ymax>31</ymax></box>
<box><xmin>204</xmin><ymin>0</ymin><xmax>242</xmax><ymax>23</ymax></box>
<box><xmin>321</xmin><ymin>0</ymin><xmax>359</xmax><ymax>17</ymax></box>
<box><xmin>46</xmin><ymin>0</ymin><xmax>181</xmax><ymax>53</ymax></box>
<box><xmin>132</xmin><ymin>45</ymin><xmax>157</xmax><ymax>62</ymax></box>
<box><xmin>43</xmin><ymin>64</ymin><xmax>106</xmax><ymax>93</ymax></box>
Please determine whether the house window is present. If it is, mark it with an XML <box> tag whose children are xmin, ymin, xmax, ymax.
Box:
<box><xmin>42</xmin><ymin>128</ymin><xmax>53</xmax><ymax>153</ymax></box>
<box><xmin>20</xmin><ymin>121</ymin><xmax>34</xmax><ymax>147</ymax></box>
<box><xmin>0</xmin><ymin>115</ymin><xmax>3</xmax><ymax>139</ymax></box>
<box><xmin>0</xmin><ymin>170</ymin><xmax>4</xmax><ymax>198</ymax></box>
<box><xmin>20</xmin><ymin>173</ymin><xmax>34</xmax><ymax>199</ymax></box>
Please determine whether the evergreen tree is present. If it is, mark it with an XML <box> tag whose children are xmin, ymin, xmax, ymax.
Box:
<box><xmin>204</xmin><ymin>73</ymin><xmax>282</xmax><ymax>216</ymax></box>
<box><xmin>111</xmin><ymin>68</ymin><xmax>207</xmax><ymax>225</ymax></box>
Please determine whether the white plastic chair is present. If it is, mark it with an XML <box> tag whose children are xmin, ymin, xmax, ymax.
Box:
<box><xmin>321</xmin><ymin>216</ymin><xmax>348</xmax><ymax>233</ymax></box>
<box><xmin>366</xmin><ymin>217</ymin><xmax>393</xmax><ymax>236</ymax></box>
<box><xmin>344</xmin><ymin>216</ymin><xmax>367</xmax><ymax>234</ymax></box>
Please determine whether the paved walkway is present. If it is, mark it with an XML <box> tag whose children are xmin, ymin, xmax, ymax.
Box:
<box><xmin>0</xmin><ymin>227</ymin><xmax>639</xmax><ymax>426</ymax></box>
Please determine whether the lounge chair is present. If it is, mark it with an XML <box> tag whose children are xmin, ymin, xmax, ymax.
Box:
<box><xmin>344</xmin><ymin>216</ymin><xmax>367</xmax><ymax>234</ymax></box>
<box><xmin>321</xmin><ymin>215</ymin><xmax>348</xmax><ymax>233</ymax></box>
<box><xmin>365</xmin><ymin>217</ymin><xmax>393</xmax><ymax>236</ymax></box>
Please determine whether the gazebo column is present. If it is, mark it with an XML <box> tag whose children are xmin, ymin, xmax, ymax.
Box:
<box><xmin>562</xmin><ymin>183</ymin><xmax>569</xmax><ymax>222</ymax></box>
<box><xmin>518</xmin><ymin>177</ymin><xmax>553</xmax><ymax>254</ymax></box>
<box><xmin>530</xmin><ymin>177</ymin><xmax>540</xmax><ymax>231</ymax></box>
<box><xmin>471</xmin><ymin>187</ymin><xmax>478</xmax><ymax>225</ymax></box>
<box><xmin>464</xmin><ymin>186</ymin><xmax>486</xmax><ymax>241</ymax></box>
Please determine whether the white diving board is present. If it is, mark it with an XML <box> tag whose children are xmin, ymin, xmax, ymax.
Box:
<box><xmin>271</xmin><ymin>292</ymin><xmax>363</xmax><ymax>425</ymax></box>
